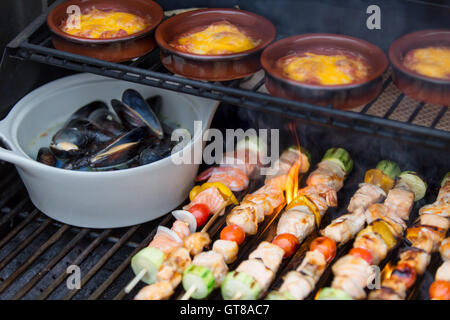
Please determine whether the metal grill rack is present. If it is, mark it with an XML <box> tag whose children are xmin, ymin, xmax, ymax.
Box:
<box><xmin>1</xmin><ymin>0</ymin><xmax>449</xmax><ymax>301</ymax></box>
<box><xmin>5</xmin><ymin>1</ymin><xmax>450</xmax><ymax>150</ymax></box>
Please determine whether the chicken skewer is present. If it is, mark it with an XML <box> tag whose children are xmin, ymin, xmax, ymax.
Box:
<box><xmin>221</xmin><ymin>148</ymin><xmax>354</xmax><ymax>300</ymax></box>
<box><xmin>429</xmin><ymin>236</ymin><xmax>450</xmax><ymax>300</ymax></box>
<box><xmin>266</xmin><ymin>160</ymin><xmax>401</xmax><ymax>300</ymax></box>
<box><xmin>136</xmin><ymin>146</ymin><xmax>310</xmax><ymax>300</ymax></box>
<box><xmin>369</xmin><ymin>173</ymin><xmax>449</xmax><ymax>300</ymax></box>
<box><xmin>126</xmin><ymin>137</ymin><xmax>264</xmax><ymax>296</ymax></box>
<box><xmin>317</xmin><ymin>171</ymin><xmax>428</xmax><ymax>300</ymax></box>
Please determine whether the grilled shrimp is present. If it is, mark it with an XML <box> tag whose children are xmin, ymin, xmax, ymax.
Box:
<box><xmin>384</xmin><ymin>188</ymin><xmax>414</xmax><ymax>221</ymax></box>
<box><xmin>322</xmin><ymin>208</ymin><xmax>366</xmax><ymax>244</ymax></box>
<box><xmin>183</xmin><ymin>186</ymin><xmax>226</xmax><ymax>214</ymax></box>
<box><xmin>440</xmin><ymin>238</ymin><xmax>450</xmax><ymax>261</ymax></box>
<box><xmin>347</xmin><ymin>183</ymin><xmax>386</xmax><ymax>213</ymax></box>
<box><xmin>213</xmin><ymin>240</ymin><xmax>239</xmax><ymax>264</ymax></box>
<box><xmin>306</xmin><ymin>161</ymin><xmax>345</xmax><ymax>190</ymax></box>
<box><xmin>149</xmin><ymin>234</ymin><xmax>181</xmax><ymax>254</ymax></box>
<box><xmin>298</xmin><ymin>184</ymin><xmax>338</xmax><ymax>213</ymax></box>
<box><xmin>276</xmin><ymin>208</ymin><xmax>315</xmax><ymax>241</ymax></box>
<box><xmin>184</xmin><ymin>232</ymin><xmax>211</xmax><ymax>256</ymax></box>
<box><xmin>193</xmin><ymin>251</ymin><xmax>228</xmax><ymax>285</ymax></box>
<box><xmin>248</xmin><ymin>241</ymin><xmax>285</xmax><ymax>272</ymax></box>
<box><xmin>279</xmin><ymin>271</ymin><xmax>314</xmax><ymax>300</ymax></box>
<box><xmin>134</xmin><ymin>282</ymin><xmax>174</xmax><ymax>300</ymax></box>
<box><xmin>236</xmin><ymin>259</ymin><xmax>274</xmax><ymax>293</ymax></box>
<box><xmin>171</xmin><ymin>220</ymin><xmax>191</xmax><ymax>240</ymax></box>
<box><xmin>207</xmin><ymin>167</ymin><xmax>249</xmax><ymax>191</ymax></box>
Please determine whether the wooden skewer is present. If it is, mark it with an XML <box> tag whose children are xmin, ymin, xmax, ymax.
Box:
<box><xmin>178</xmin><ymin>198</ymin><xmax>232</xmax><ymax>300</ymax></box>
<box><xmin>124</xmin><ymin>269</ymin><xmax>147</xmax><ymax>293</ymax></box>
<box><xmin>180</xmin><ymin>285</ymin><xmax>197</xmax><ymax>300</ymax></box>
<box><xmin>126</xmin><ymin>197</ymin><xmax>232</xmax><ymax>296</ymax></box>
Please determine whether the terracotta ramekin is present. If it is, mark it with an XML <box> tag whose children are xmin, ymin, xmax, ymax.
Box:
<box><xmin>155</xmin><ymin>8</ymin><xmax>276</xmax><ymax>81</ymax></box>
<box><xmin>47</xmin><ymin>0</ymin><xmax>164</xmax><ymax>62</ymax></box>
<box><xmin>389</xmin><ymin>29</ymin><xmax>450</xmax><ymax>105</ymax></box>
<box><xmin>261</xmin><ymin>34</ymin><xmax>389</xmax><ymax>110</ymax></box>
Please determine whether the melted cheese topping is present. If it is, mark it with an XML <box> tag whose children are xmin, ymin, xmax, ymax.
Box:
<box><xmin>403</xmin><ymin>47</ymin><xmax>450</xmax><ymax>80</ymax></box>
<box><xmin>171</xmin><ymin>22</ymin><xmax>260</xmax><ymax>55</ymax></box>
<box><xmin>62</xmin><ymin>8</ymin><xmax>149</xmax><ymax>39</ymax></box>
<box><xmin>278</xmin><ymin>52</ymin><xmax>370</xmax><ymax>86</ymax></box>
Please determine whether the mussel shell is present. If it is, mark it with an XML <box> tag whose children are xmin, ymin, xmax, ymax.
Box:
<box><xmin>36</xmin><ymin>147</ymin><xmax>56</xmax><ymax>167</ymax></box>
<box><xmin>89</xmin><ymin>127</ymin><xmax>146</xmax><ymax>168</ymax></box>
<box><xmin>67</xmin><ymin>101</ymin><xmax>108</xmax><ymax>123</ymax></box>
<box><xmin>88</xmin><ymin>108</ymin><xmax>126</xmax><ymax>137</ymax></box>
<box><xmin>65</xmin><ymin>118</ymin><xmax>115</xmax><ymax>147</ymax></box>
<box><xmin>139</xmin><ymin>138</ymin><xmax>174</xmax><ymax>165</ymax></box>
<box><xmin>115</xmin><ymin>89</ymin><xmax>163</xmax><ymax>139</ymax></box>
<box><xmin>50</xmin><ymin>127</ymin><xmax>89</xmax><ymax>159</ymax></box>
<box><xmin>146</xmin><ymin>95</ymin><xmax>163</xmax><ymax>116</ymax></box>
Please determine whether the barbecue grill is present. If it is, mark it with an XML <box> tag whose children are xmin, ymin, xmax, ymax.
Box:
<box><xmin>0</xmin><ymin>0</ymin><xmax>449</xmax><ymax>300</ymax></box>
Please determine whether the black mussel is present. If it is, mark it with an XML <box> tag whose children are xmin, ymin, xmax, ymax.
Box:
<box><xmin>88</xmin><ymin>108</ymin><xmax>126</xmax><ymax>137</ymax></box>
<box><xmin>36</xmin><ymin>147</ymin><xmax>56</xmax><ymax>167</ymax></box>
<box><xmin>113</xmin><ymin>89</ymin><xmax>163</xmax><ymax>139</ymax></box>
<box><xmin>65</xmin><ymin>118</ymin><xmax>115</xmax><ymax>146</ymax></box>
<box><xmin>146</xmin><ymin>95</ymin><xmax>163</xmax><ymax>116</ymax></box>
<box><xmin>89</xmin><ymin>127</ymin><xmax>146</xmax><ymax>169</ymax></box>
<box><xmin>66</xmin><ymin>101</ymin><xmax>108</xmax><ymax>123</ymax></box>
<box><xmin>62</xmin><ymin>156</ymin><xmax>91</xmax><ymax>171</ymax></box>
<box><xmin>139</xmin><ymin>148</ymin><xmax>164</xmax><ymax>166</ymax></box>
<box><xmin>138</xmin><ymin>138</ymin><xmax>174</xmax><ymax>166</ymax></box>
<box><xmin>50</xmin><ymin>128</ymin><xmax>89</xmax><ymax>159</ymax></box>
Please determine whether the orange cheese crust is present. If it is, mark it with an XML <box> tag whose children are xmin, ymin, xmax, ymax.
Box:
<box><xmin>277</xmin><ymin>52</ymin><xmax>370</xmax><ymax>86</ymax></box>
<box><xmin>403</xmin><ymin>47</ymin><xmax>450</xmax><ymax>80</ymax></box>
<box><xmin>61</xmin><ymin>8</ymin><xmax>149</xmax><ymax>39</ymax></box>
<box><xmin>170</xmin><ymin>22</ymin><xmax>260</xmax><ymax>55</ymax></box>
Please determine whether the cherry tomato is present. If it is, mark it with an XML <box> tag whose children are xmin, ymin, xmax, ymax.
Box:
<box><xmin>310</xmin><ymin>237</ymin><xmax>336</xmax><ymax>263</ymax></box>
<box><xmin>195</xmin><ymin>168</ymin><xmax>214</xmax><ymax>182</ymax></box>
<box><xmin>272</xmin><ymin>233</ymin><xmax>299</xmax><ymax>258</ymax></box>
<box><xmin>349</xmin><ymin>247</ymin><xmax>373</xmax><ymax>265</ymax></box>
<box><xmin>220</xmin><ymin>224</ymin><xmax>246</xmax><ymax>245</ymax></box>
<box><xmin>429</xmin><ymin>281</ymin><xmax>450</xmax><ymax>300</ymax></box>
<box><xmin>188</xmin><ymin>203</ymin><xmax>210</xmax><ymax>227</ymax></box>
<box><xmin>390</xmin><ymin>263</ymin><xmax>417</xmax><ymax>289</ymax></box>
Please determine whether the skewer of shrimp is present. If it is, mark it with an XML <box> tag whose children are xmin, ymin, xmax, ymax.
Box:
<box><xmin>266</xmin><ymin>160</ymin><xmax>401</xmax><ymax>300</ymax></box>
<box><xmin>126</xmin><ymin>138</ymin><xmax>264</xmax><ymax>296</ymax></box>
<box><xmin>369</xmin><ymin>173</ymin><xmax>449</xmax><ymax>300</ymax></box>
<box><xmin>136</xmin><ymin>146</ymin><xmax>310</xmax><ymax>300</ymax></box>
<box><xmin>220</xmin><ymin>148</ymin><xmax>354</xmax><ymax>300</ymax></box>
<box><xmin>317</xmin><ymin>171</ymin><xmax>428</xmax><ymax>300</ymax></box>
<box><xmin>428</xmin><ymin>236</ymin><xmax>450</xmax><ymax>300</ymax></box>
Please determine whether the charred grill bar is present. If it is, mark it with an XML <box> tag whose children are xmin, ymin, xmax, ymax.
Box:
<box><xmin>0</xmin><ymin>0</ymin><xmax>449</xmax><ymax>300</ymax></box>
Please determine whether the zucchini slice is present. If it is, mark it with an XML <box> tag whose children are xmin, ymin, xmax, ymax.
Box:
<box><xmin>221</xmin><ymin>271</ymin><xmax>262</xmax><ymax>300</ymax></box>
<box><xmin>322</xmin><ymin>148</ymin><xmax>353</xmax><ymax>175</ymax></box>
<box><xmin>398</xmin><ymin>171</ymin><xmax>427</xmax><ymax>201</ymax></box>
<box><xmin>182</xmin><ymin>265</ymin><xmax>216</xmax><ymax>299</ymax></box>
<box><xmin>316</xmin><ymin>287</ymin><xmax>353</xmax><ymax>300</ymax></box>
<box><xmin>265</xmin><ymin>290</ymin><xmax>295</xmax><ymax>300</ymax></box>
<box><xmin>131</xmin><ymin>247</ymin><xmax>165</xmax><ymax>285</ymax></box>
<box><xmin>376</xmin><ymin>160</ymin><xmax>401</xmax><ymax>180</ymax></box>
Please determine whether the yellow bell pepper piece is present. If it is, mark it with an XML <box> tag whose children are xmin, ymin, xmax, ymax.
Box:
<box><xmin>372</xmin><ymin>220</ymin><xmax>397</xmax><ymax>250</ymax></box>
<box><xmin>286</xmin><ymin>194</ymin><xmax>321</xmax><ymax>227</ymax></box>
<box><xmin>364</xmin><ymin>169</ymin><xmax>394</xmax><ymax>194</ymax></box>
<box><xmin>189</xmin><ymin>182</ymin><xmax>238</xmax><ymax>205</ymax></box>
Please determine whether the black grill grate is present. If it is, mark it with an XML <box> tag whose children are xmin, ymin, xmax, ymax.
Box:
<box><xmin>1</xmin><ymin>0</ymin><xmax>448</xmax><ymax>301</ymax></box>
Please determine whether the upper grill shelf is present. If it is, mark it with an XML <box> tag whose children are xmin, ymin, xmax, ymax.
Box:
<box><xmin>5</xmin><ymin>2</ymin><xmax>450</xmax><ymax>150</ymax></box>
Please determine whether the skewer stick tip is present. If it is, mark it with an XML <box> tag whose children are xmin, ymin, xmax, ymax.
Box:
<box><xmin>124</xmin><ymin>269</ymin><xmax>147</xmax><ymax>294</ymax></box>
<box><xmin>180</xmin><ymin>285</ymin><xmax>197</xmax><ymax>300</ymax></box>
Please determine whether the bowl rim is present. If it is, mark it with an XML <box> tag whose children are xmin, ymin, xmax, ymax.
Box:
<box><xmin>155</xmin><ymin>8</ymin><xmax>277</xmax><ymax>61</ymax></box>
<box><xmin>5</xmin><ymin>73</ymin><xmax>214</xmax><ymax>177</ymax></box>
<box><xmin>388</xmin><ymin>29</ymin><xmax>450</xmax><ymax>85</ymax></box>
<box><xmin>47</xmin><ymin>0</ymin><xmax>164</xmax><ymax>44</ymax></box>
<box><xmin>261</xmin><ymin>33</ymin><xmax>389</xmax><ymax>90</ymax></box>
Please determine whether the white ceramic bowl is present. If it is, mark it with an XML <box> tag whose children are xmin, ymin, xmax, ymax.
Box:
<box><xmin>0</xmin><ymin>73</ymin><xmax>218</xmax><ymax>228</ymax></box>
